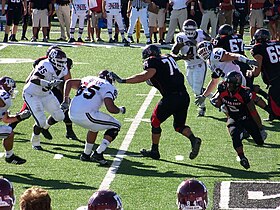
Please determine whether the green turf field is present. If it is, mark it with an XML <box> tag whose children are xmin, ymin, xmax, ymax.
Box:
<box><xmin>0</xmin><ymin>38</ymin><xmax>280</xmax><ymax>210</ymax></box>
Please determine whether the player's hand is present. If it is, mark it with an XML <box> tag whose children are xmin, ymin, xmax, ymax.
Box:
<box><xmin>110</xmin><ymin>72</ymin><xmax>126</xmax><ymax>83</ymax></box>
<box><xmin>61</xmin><ymin>101</ymin><xmax>70</xmax><ymax>112</ymax></box>
<box><xmin>194</xmin><ymin>95</ymin><xmax>206</xmax><ymax>106</ymax></box>
<box><xmin>49</xmin><ymin>79</ymin><xmax>63</xmax><ymax>88</ymax></box>
<box><xmin>246</xmin><ymin>59</ymin><xmax>258</xmax><ymax>67</ymax></box>
<box><xmin>119</xmin><ymin>106</ymin><xmax>126</xmax><ymax>114</ymax></box>
<box><xmin>16</xmin><ymin>110</ymin><xmax>31</xmax><ymax>121</ymax></box>
<box><xmin>260</xmin><ymin>127</ymin><xmax>267</xmax><ymax>141</ymax></box>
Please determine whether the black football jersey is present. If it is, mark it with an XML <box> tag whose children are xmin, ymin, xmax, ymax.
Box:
<box><xmin>232</xmin><ymin>0</ymin><xmax>249</xmax><ymax>10</ymax></box>
<box><xmin>143</xmin><ymin>55</ymin><xmax>186</xmax><ymax>96</ymax></box>
<box><xmin>213</xmin><ymin>34</ymin><xmax>245</xmax><ymax>55</ymax></box>
<box><xmin>251</xmin><ymin>41</ymin><xmax>280</xmax><ymax>85</ymax></box>
<box><xmin>218</xmin><ymin>82</ymin><xmax>252</xmax><ymax>120</ymax></box>
<box><xmin>7</xmin><ymin>0</ymin><xmax>23</xmax><ymax>9</ymax></box>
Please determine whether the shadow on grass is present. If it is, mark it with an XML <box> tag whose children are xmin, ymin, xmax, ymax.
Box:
<box><xmin>3</xmin><ymin>173</ymin><xmax>96</xmax><ymax>190</ymax></box>
<box><xmin>204</xmin><ymin>115</ymin><xmax>227</xmax><ymax>123</ymax></box>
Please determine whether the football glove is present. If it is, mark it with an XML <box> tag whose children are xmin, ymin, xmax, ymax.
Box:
<box><xmin>60</xmin><ymin>101</ymin><xmax>70</xmax><ymax>112</ymax></box>
<box><xmin>16</xmin><ymin>110</ymin><xmax>31</xmax><ymax>121</ymax></box>
<box><xmin>110</xmin><ymin>72</ymin><xmax>126</xmax><ymax>83</ymax></box>
<box><xmin>119</xmin><ymin>106</ymin><xmax>126</xmax><ymax>114</ymax></box>
<box><xmin>48</xmin><ymin>79</ymin><xmax>63</xmax><ymax>88</ymax></box>
<box><xmin>246</xmin><ymin>59</ymin><xmax>258</xmax><ymax>67</ymax></box>
<box><xmin>194</xmin><ymin>95</ymin><xmax>206</xmax><ymax>106</ymax></box>
<box><xmin>260</xmin><ymin>127</ymin><xmax>267</xmax><ymax>141</ymax></box>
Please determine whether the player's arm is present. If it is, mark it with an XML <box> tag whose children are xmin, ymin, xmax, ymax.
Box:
<box><xmin>203</xmin><ymin>77</ymin><xmax>219</xmax><ymax>97</ymax></box>
<box><xmin>112</xmin><ymin>69</ymin><xmax>156</xmax><ymax>84</ymax></box>
<box><xmin>63</xmin><ymin>79</ymin><xmax>81</xmax><ymax>103</ymax></box>
<box><xmin>247</xmin><ymin>54</ymin><xmax>262</xmax><ymax>77</ymax></box>
<box><xmin>247</xmin><ymin>99</ymin><xmax>263</xmax><ymax>129</ymax></box>
<box><xmin>1</xmin><ymin>112</ymin><xmax>19</xmax><ymax>124</ymax></box>
<box><xmin>104</xmin><ymin>97</ymin><xmax>125</xmax><ymax>114</ymax></box>
<box><xmin>171</xmin><ymin>41</ymin><xmax>184</xmax><ymax>55</ymax></box>
<box><xmin>221</xmin><ymin>52</ymin><xmax>258</xmax><ymax>66</ymax></box>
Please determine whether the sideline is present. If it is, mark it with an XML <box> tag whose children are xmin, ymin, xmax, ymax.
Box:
<box><xmin>99</xmin><ymin>87</ymin><xmax>157</xmax><ymax>190</ymax></box>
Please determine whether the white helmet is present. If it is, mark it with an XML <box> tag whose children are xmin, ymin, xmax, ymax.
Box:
<box><xmin>197</xmin><ymin>41</ymin><xmax>213</xmax><ymax>61</ymax></box>
<box><xmin>183</xmin><ymin>19</ymin><xmax>197</xmax><ymax>38</ymax></box>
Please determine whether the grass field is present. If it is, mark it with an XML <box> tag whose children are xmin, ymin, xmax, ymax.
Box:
<box><xmin>1</xmin><ymin>30</ymin><xmax>280</xmax><ymax>210</ymax></box>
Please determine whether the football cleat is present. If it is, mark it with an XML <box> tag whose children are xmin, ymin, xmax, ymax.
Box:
<box><xmin>197</xmin><ymin>107</ymin><xmax>206</xmax><ymax>117</ymax></box>
<box><xmin>140</xmin><ymin>149</ymin><xmax>160</xmax><ymax>160</ymax></box>
<box><xmin>189</xmin><ymin>137</ymin><xmax>202</xmax><ymax>159</ymax></box>
<box><xmin>5</xmin><ymin>154</ymin><xmax>26</xmax><ymax>164</ymax></box>
<box><xmin>80</xmin><ymin>153</ymin><xmax>91</xmax><ymax>161</ymax></box>
<box><xmin>91</xmin><ymin>151</ymin><xmax>108</xmax><ymax>165</ymax></box>
<box><xmin>66</xmin><ymin>131</ymin><xmax>78</xmax><ymax>140</ymax></box>
<box><xmin>41</xmin><ymin>129</ymin><xmax>53</xmax><ymax>140</ymax></box>
<box><xmin>77</xmin><ymin>37</ymin><xmax>84</xmax><ymax>43</ymax></box>
<box><xmin>32</xmin><ymin>145</ymin><xmax>43</xmax><ymax>150</ymax></box>
<box><xmin>68</xmin><ymin>38</ymin><xmax>76</xmax><ymax>43</ymax></box>
<box><xmin>240</xmin><ymin>156</ymin><xmax>250</xmax><ymax>169</ymax></box>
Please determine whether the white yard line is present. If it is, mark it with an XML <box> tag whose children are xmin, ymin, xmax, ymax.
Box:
<box><xmin>0</xmin><ymin>44</ymin><xmax>8</xmax><ymax>51</ymax></box>
<box><xmin>99</xmin><ymin>87</ymin><xmax>157</xmax><ymax>190</ymax></box>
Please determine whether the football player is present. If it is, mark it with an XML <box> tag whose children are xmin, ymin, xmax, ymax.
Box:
<box><xmin>194</xmin><ymin>41</ymin><xmax>258</xmax><ymax>107</ymax></box>
<box><xmin>61</xmin><ymin>70</ymin><xmax>125</xmax><ymax>165</ymax></box>
<box><xmin>213</xmin><ymin>24</ymin><xmax>272</xmax><ymax>119</ymax></box>
<box><xmin>111</xmin><ymin>44</ymin><xmax>202</xmax><ymax>160</ymax></box>
<box><xmin>76</xmin><ymin>189</ymin><xmax>123</xmax><ymax>210</ymax></box>
<box><xmin>177</xmin><ymin>179</ymin><xmax>208</xmax><ymax>210</ymax></box>
<box><xmin>171</xmin><ymin>19</ymin><xmax>211</xmax><ymax>117</ymax></box>
<box><xmin>0</xmin><ymin>177</ymin><xmax>15</xmax><ymax>210</ymax></box>
<box><xmin>23</xmin><ymin>48</ymin><xmax>69</xmax><ymax>150</ymax></box>
<box><xmin>211</xmin><ymin>71</ymin><xmax>267</xmax><ymax>169</ymax></box>
<box><xmin>0</xmin><ymin>77</ymin><xmax>30</xmax><ymax>164</ymax></box>
<box><xmin>232</xmin><ymin>0</ymin><xmax>249</xmax><ymax>37</ymax></box>
<box><xmin>248</xmin><ymin>28</ymin><xmax>280</xmax><ymax>121</ymax></box>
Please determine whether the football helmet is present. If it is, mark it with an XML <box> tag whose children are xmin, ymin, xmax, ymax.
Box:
<box><xmin>98</xmin><ymin>70</ymin><xmax>114</xmax><ymax>84</ymax></box>
<box><xmin>183</xmin><ymin>19</ymin><xmax>197</xmax><ymax>38</ymax></box>
<box><xmin>48</xmin><ymin>49</ymin><xmax>67</xmax><ymax>71</ymax></box>
<box><xmin>225</xmin><ymin>71</ymin><xmax>242</xmax><ymax>92</ymax></box>
<box><xmin>142</xmin><ymin>44</ymin><xmax>161</xmax><ymax>59</ymax></box>
<box><xmin>197</xmin><ymin>41</ymin><xmax>213</xmax><ymax>61</ymax></box>
<box><xmin>46</xmin><ymin>45</ymin><xmax>61</xmax><ymax>56</ymax></box>
<box><xmin>177</xmin><ymin>179</ymin><xmax>208</xmax><ymax>210</ymax></box>
<box><xmin>0</xmin><ymin>76</ymin><xmax>17</xmax><ymax>98</ymax></box>
<box><xmin>254</xmin><ymin>28</ymin><xmax>271</xmax><ymax>43</ymax></box>
<box><xmin>218</xmin><ymin>24</ymin><xmax>234</xmax><ymax>36</ymax></box>
<box><xmin>0</xmin><ymin>178</ymin><xmax>15</xmax><ymax>210</ymax></box>
<box><xmin>88</xmin><ymin>190</ymin><xmax>123</xmax><ymax>210</ymax></box>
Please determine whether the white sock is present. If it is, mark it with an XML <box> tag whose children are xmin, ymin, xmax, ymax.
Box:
<box><xmin>31</xmin><ymin>133</ymin><xmax>40</xmax><ymax>146</ymax></box>
<box><xmin>96</xmin><ymin>139</ymin><xmax>110</xmax><ymax>154</ymax></box>
<box><xmin>6</xmin><ymin>150</ymin><xmax>13</xmax><ymax>158</ymax></box>
<box><xmin>43</xmin><ymin>121</ymin><xmax>51</xmax><ymax>130</ymax></box>
<box><xmin>84</xmin><ymin>143</ymin><xmax>94</xmax><ymax>155</ymax></box>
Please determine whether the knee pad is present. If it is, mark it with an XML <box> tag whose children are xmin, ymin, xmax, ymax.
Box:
<box><xmin>152</xmin><ymin>126</ymin><xmax>162</xmax><ymax>134</ymax></box>
<box><xmin>175</xmin><ymin>125</ymin><xmax>189</xmax><ymax>134</ymax></box>
<box><xmin>52</xmin><ymin>109</ymin><xmax>65</xmax><ymax>122</ymax></box>
<box><xmin>104</xmin><ymin>128</ymin><xmax>119</xmax><ymax>140</ymax></box>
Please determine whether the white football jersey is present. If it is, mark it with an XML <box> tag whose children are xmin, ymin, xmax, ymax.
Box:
<box><xmin>70</xmin><ymin>76</ymin><xmax>118</xmax><ymax>114</ymax></box>
<box><xmin>175</xmin><ymin>29</ymin><xmax>207</xmax><ymax>66</ymax></box>
<box><xmin>0</xmin><ymin>89</ymin><xmax>12</xmax><ymax>121</ymax></box>
<box><xmin>105</xmin><ymin>0</ymin><xmax>121</xmax><ymax>13</ymax></box>
<box><xmin>23</xmin><ymin>59</ymin><xmax>68</xmax><ymax>96</ymax></box>
<box><xmin>207</xmin><ymin>48</ymin><xmax>241</xmax><ymax>78</ymax></box>
<box><xmin>72</xmin><ymin>0</ymin><xmax>89</xmax><ymax>11</ymax></box>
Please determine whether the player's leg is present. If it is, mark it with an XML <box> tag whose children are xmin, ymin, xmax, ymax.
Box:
<box><xmin>77</xmin><ymin>12</ymin><xmax>87</xmax><ymax>42</ymax></box>
<box><xmin>69</xmin><ymin>10</ymin><xmax>78</xmax><ymax>42</ymax></box>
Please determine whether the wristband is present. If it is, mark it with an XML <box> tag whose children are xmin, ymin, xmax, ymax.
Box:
<box><xmin>238</xmin><ymin>55</ymin><xmax>248</xmax><ymax>64</ymax></box>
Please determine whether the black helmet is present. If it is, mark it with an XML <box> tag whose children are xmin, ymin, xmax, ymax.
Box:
<box><xmin>98</xmin><ymin>70</ymin><xmax>114</xmax><ymax>84</ymax></box>
<box><xmin>142</xmin><ymin>44</ymin><xmax>161</xmax><ymax>59</ymax></box>
<box><xmin>218</xmin><ymin>24</ymin><xmax>234</xmax><ymax>36</ymax></box>
<box><xmin>254</xmin><ymin>28</ymin><xmax>271</xmax><ymax>43</ymax></box>
<box><xmin>225</xmin><ymin>71</ymin><xmax>242</xmax><ymax>92</ymax></box>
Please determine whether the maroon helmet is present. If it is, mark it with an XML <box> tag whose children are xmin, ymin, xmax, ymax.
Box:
<box><xmin>88</xmin><ymin>190</ymin><xmax>123</xmax><ymax>210</ymax></box>
<box><xmin>177</xmin><ymin>179</ymin><xmax>208</xmax><ymax>210</ymax></box>
<box><xmin>0</xmin><ymin>77</ymin><xmax>16</xmax><ymax>97</ymax></box>
<box><xmin>0</xmin><ymin>178</ymin><xmax>15</xmax><ymax>210</ymax></box>
<box><xmin>98</xmin><ymin>70</ymin><xmax>114</xmax><ymax>84</ymax></box>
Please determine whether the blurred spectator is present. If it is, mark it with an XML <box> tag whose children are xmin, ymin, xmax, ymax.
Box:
<box><xmin>30</xmin><ymin>0</ymin><xmax>52</xmax><ymax>42</ymax></box>
<box><xmin>148</xmin><ymin>0</ymin><xmax>168</xmax><ymax>44</ymax></box>
<box><xmin>21</xmin><ymin>0</ymin><xmax>31</xmax><ymax>40</ymax></box>
<box><xmin>165</xmin><ymin>0</ymin><xmax>188</xmax><ymax>44</ymax></box>
<box><xmin>68</xmin><ymin>0</ymin><xmax>89</xmax><ymax>43</ymax></box>
<box><xmin>219</xmin><ymin>0</ymin><xmax>233</xmax><ymax>26</ymax></box>
<box><xmin>265</xmin><ymin>0</ymin><xmax>280</xmax><ymax>40</ymax></box>
<box><xmin>87</xmin><ymin>0</ymin><xmax>104</xmax><ymax>42</ymax></box>
<box><xmin>54</xmin><ymin>0</ymin><xmax>71</xmax><ymax>41</ymax></box>
<box><xmin>198</xmin><ymin>0</ymin><xmax>219</xmax><ymax>38</ymax></box>
<box><xmin>232</xmin><ymin>0</ymin><xmax>249</xmax><ymax>37</ymax></box>
<box><xmin>126</xmin><ymin>0</ymin><xmax>151</xmax><ymax>44</ymax></box>
<box><xmin>2</xmin><ymin>0</ymin><xmax>27</xmax><ymax>42</ymax></box>
<box><xmin>187</xmin><ymin>0</ymin><xmax>202</xmax><ymax>27</ymax></box>
<box><xmin>249</xmin><ymin>0</ymin><xmax>265</xmax><ymax>45</ymax></box>
<box><xmin>20</xmin><ymin>187</ymin><xmax>51</xmax><ymax>210</ymax></box>
<box><xmin>0</xmin><ymin>177</ymin><xmax>15</xmax><ymax>210</ymax></box>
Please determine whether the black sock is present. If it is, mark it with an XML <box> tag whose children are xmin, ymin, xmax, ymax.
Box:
<box><xmin>151</xmin><ymin>144</ymin><xmax>158</xmax><ymax>151</ymax></box>
<box><xmin>188</xmin><ymin>134</ymin><xmax>196</xmax><ymax>146</ymax></box>
<box><xmin>66</xmin><ymin>124</ymin><xmax>73</xmax><ymax>133</ymax></box>
<box><xmin>258</xmin><ymin>89</ymin><xmax>269</xmax><ymax>100</ymax></box>
<box><xmin>264</xmin><ymin>105</ymin><xmax>273</xmax><ymax>114</ymax></box>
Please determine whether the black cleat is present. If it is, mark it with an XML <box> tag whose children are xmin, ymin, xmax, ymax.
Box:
<box><xmin>66</xmin><ymin>131</ymin><xmax>78</xmax><ymax>140</ymax></box>
<box><xmin>80</xmin><ymin>153</ymin><xmax>91</xmax><ymax>161</ymax></box>
<box><xmin>77</xmin><ymin>37</ymin><xmax>84</xmax><ymax>42</ymax></box>
<box><xmin>140</xmin><ymin>149</ymin><xmax>160</xmax><ymax>160</ymax></box>
<box><xmin>91</xmin><ymin>151</ymin><xmax>108</xmax><ymax>165</ymax></box>
<box><xmin>41</xmin><ymin>129</ymin><xmax>53</xmax><ymax>140</ymax></box>
<box><xmin>189</xmin><ymin>137</ymin><xmax>202</xmax><ymax>159</ymax></box>
<box><xmin>68</xmin><ymin>38</ymin><xmax>76</xmax><ymax>43</ymax></box>
<box><xmin>240</xmin><ymin>156</ymin><xmax>250</xmax><ymax>169</ymax></box>
<box><xmin>32</xmin><ymin>145</ymin><xmax>43</xmax><ymax>150</ymax></box>
<box><xmin>197</xmin><ymin>107</ymin><xmax>206</xmax><ymax>117</ymax></box>
<box><xmin>5</xmin><ymin>154</ymin><xmax>26</xmax><ymax>164</ymax></box>
<box><xmin>109</xmin><ymin>38</ymin><xmax>115</xmax><ymax>43</ymax></box>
